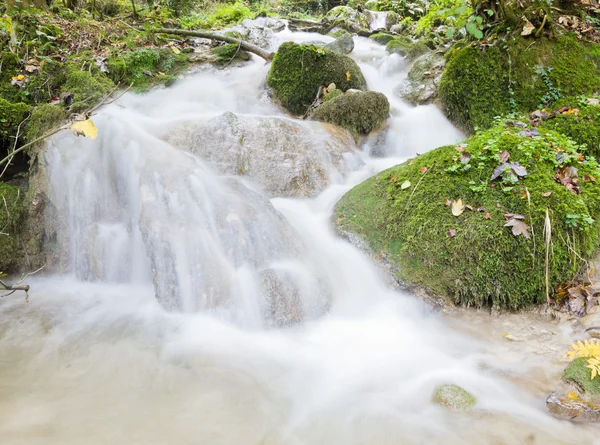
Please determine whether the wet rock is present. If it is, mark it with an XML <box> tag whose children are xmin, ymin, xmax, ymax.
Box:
<box><xmin>165</xmin><ymin>111</ymin><xmax>362</xmax><ymax>197</ymax></box>
<box><xmin>546</xmin><ymin>393</ymin><xmax>600</xmax><ymax>422</ymax></box>
<box><xmin>226</xmin><ymin>17</ymin><xmax>286</xmax><ymax>49</ymax></box>
<box><xmin>361</xmin><ymin>126</ymin><xmax>389</xmax><ymax>157</ymax></box>
<box><xmin>433</xmin><ymin>384</ymin><xmax>477</xmax><ymax>410</ymax></box>
<box><xmin>396</xmin><ymin>52</ymin><xmax>445</xmax><ymax>106</ymax></box>
<box><xmin>387</xmin><ymin>38</ymin><xmax>429</xmax><ymax>61</ymax></box>
<box><xmin>325</xmin><ymin>6</ymin><xmax>370</xmax><ymax>33</ymax></box>
<box><xmin>267</xmin><ymin>42</ymin><xmax>366</xmax><ymax>115</ymax></box>
<box><xmin>311</xmin><ymin>91</ymin><xmax>390</xmax><ymax>140</ymax></box>
<box><xmin>325</xmin><ymin>30</ymin><xmax>354</xmax><ymax>54</ymax></box>
<box><xmin>581</xmin><ymin>312</ymin><xmax>600</xmax><ymax>338</ymax></box>
<box><xmin>369</xmin><ymin>32</ymin><xmax>397</xmax><ymax>45</ymax></box>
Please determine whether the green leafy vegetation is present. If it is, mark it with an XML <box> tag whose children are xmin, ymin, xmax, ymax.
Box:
<box><xmin>0</xmin><ymin>182</ymin><xmax>26</xmax><ymax>273</ymax></box>
<box><xmin>335</xmin><ymin>120</ymin><xmax>600</xmax><ymax>308</ymax></box>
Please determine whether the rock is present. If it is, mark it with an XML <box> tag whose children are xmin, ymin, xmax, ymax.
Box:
<box><xmin>333</xmin><ymin>120</ymin><xmax>600</xmax><ymax>309</ymax></box>
<box><xmin>581</xmin><ymin>312</ymin><xmax>600</xmax><ymax>338</ymax></box>
<box><xmin>325</xmin><ymin>6</ymin><xmax>370</xmax><ymax>33</ymax></box>
<box><xmin>396</xmin><ymin>52</ymin><xmax>445</xmax><ymax>105</ymax></box>
<box><xmin>311</xmin><ymin>91</ymin><xmax>390</xmax><ymax>139</ymax></box>
<box><xmin>267</xmin><ymin>42</ymin><xmax>367</xmax><ymax>115</ymax></box>
<box><xmin>563</xmin><ymin>358</ymin><xmax>600</xmax><ymax>397</ymax></box>
<box><xmin>369</xmin><ymin>32</ymin><xmax>397</xmax><ymax>45</ymax></box>
<box><xmin>210</xmin><ymin>44</ymin><xmax>251</xmax><ymax>66</ymax></box>
<box><xmin>389</xmin><ymin>24</ymin><xmax>403</xmax><ymax>34</ymax></box>
<box><xmin>546</xmin><ymin>393</ymin><xmax>600</xmax><ymax>422</ymax></box>
<box><xmin>387</xmin><ymin>38</ymin><xmax>429</xmax><ymax>61</ymax></box>
<box><xmin>165</xmin><ymin>111</ymin><xmax>362</xmax><ymax>197</ymax></box>
<box><xmin>325</xmin><ymin>30</ymin><xmax>354</xmax><ymax>54</ymax></box>
<box><xmin>433</xmin><ymin>384</ymin><xmax>476</xmax><ymax>410</ymax></box>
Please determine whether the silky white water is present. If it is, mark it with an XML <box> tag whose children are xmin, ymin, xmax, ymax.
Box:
<box><xmin>1</xmin><ymin>29</ymin><xmax>599</xmax><ymax>444</ymax></box>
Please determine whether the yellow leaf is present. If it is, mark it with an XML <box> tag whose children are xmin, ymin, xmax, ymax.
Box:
<box><xmin>170</xmin><ymin>46</ymin><xmax>181</xmax><ymax>55</ymax></box>
<box><xmin>565</xmin><ymin>339</ymin><xmax>600</xmax><ymax>361</ymax></box>
<box><xmin>11</xmin><ymin>74</ymin><xmax>24</xmax><ymax>81</ymax></box>
<box><xmin>451</xmin><ymin>198</ymin><xmax>465</xmax><ymax>216</ymax></box>
<box><xmin>567</xmin><ymin>392</ymin><xmax>581</xmax><ymax>400</ymax></box>
<box><xmin>71</xmin><ymin>120</ymin><xmax>98</xmax><ymax>140</ymax></box>
<box><xmin>346</xmin><ymin>71</ymin><xmax>351</xmax><ymax>81</ymax></box>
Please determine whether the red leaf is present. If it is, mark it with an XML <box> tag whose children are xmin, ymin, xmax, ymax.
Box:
<box><xmin>420</xmin><ymin>166</ymin><xmax>428</xmax><ymax>174</ymax></box>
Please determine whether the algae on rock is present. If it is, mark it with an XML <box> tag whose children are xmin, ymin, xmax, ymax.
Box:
<box><xmin>311</xmin><ymin>91</ymin><xmax>390</xmax><ymax>139</ymax></box>
<box><xmin>334</xmin><ymin>120</ymin><xmax>600</xmax><ymax>308</ymax></box>
<box><xmin>433</xmin><ymin>384</ymin><xmax>476</xmax><ymax>410</ymax></box>
<box><xmin>267</xmin><ymin>42</ymin><xmax>367</xmax><ymax>115</ymax></box>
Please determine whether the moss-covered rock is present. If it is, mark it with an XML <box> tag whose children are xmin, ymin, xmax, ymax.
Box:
<box><xmin>267</xmin><ymin>42</ymin><xmax>367</xmax><ymax>115</ymax></box>
<box><xmin>433</xmin><ymin>384</ymin><xmax>476</xmax><ymax>410</ymax></box>
<box><xmin>25</xmin><ymin>104</ymin><xmax>68</xmax><ymax>143</ymax></box>
<box><xmin>107</xmin><ymin>48</ymin><xmax>187</xmax><ymax>92</ymax></box>
<box><xmin>64</xmin><ymin>67</ymin><xmax>115</xmax><ymax>113</ymax></box>
<box><xmin>325</xmin><ymin>6</ymin><xmax>370</xmax><ymax>33</ymax></box>
<box><xmin>370</xmin><ymin>32</ymin><xmax>397</xmax><ymax>45</ymax></box>
<box><xmin>0</xmin><ymin>182</ymin><xmax>26</xmax><ymax>273</ymax></box>
<box><xmin>325</xmin><ymin>32</ymin><xmax>354</xmax><ymax>55</ymax></box>
<box><xmin>210</xmin><ymin>43</ymin><xmax>251</xmax><ymax>65</ymax></box>
<box><xmin>386</xmin><ymin>38</ymin><xmax>413</xmax><ymax>56</ymax></box>
<box><xmin>0</xmin><ymin>98</ymin><xmax>31</xmax><ymax>150</ymax></box>
<box><xmin>439</xmin><ymin>35</ymin><xmax>600</xmax><ymax>133</ymax></box>
<box><xmin>564</xmin><ymin>358</ymin><xmax>600</xmax><ymax>396</ymax></box>
<box><xmin>311</xmin><ymin>91</ymin><xmax>389</xmax><ymax>138</ymax></box>
<box><xmin>334</xmin><ymin>120</ymin><xmax>600</xmax><ymax>308</ymax></box>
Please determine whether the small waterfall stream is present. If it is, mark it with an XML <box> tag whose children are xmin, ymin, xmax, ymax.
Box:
<box><xmin>0</xmin><ymin>24</ymin><xmax>598</xmax><ymax>445</ymax></box>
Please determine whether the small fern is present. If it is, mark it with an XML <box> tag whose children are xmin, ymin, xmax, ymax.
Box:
<box><xmin>566</xmin><ymin>339</ymin><xmax>600</xmax><ymax>380</ymax></box>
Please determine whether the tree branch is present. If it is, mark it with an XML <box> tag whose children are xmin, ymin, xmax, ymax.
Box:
<box><xmin>144</xmin><ymin>27</ymin><xmax>275</xmax><ymax>61</ymax></box>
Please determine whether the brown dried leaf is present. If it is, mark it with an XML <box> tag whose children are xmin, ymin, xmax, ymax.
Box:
<box><xmin>484</xmin><ymin>212</ymin><xmax>491</xmax><ymax>220</ymax></box>
<box><xmin>521</xmin><ymin>19</ymin><xmax>535</xmax><ymax>36</ymax></box>
<box><xmin>499</xmin><ymin>150</ymin><xmax>510</xmax><ymax>163</ymax></box>
<box><xmin>444</xmin><ymin>199</ymin><xmax>451</xmax><ymax>206</ymax></box>
<box><xmin>504</xmin><ymin>215</ymin><xmax>531</xmax><ymax>239</ymax></box>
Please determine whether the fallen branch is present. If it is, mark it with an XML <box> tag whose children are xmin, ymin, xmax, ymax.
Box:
<box><xmin>144</xmin><ymin>27</ymin><xmax>275</xmax><ymax>61</ymax></box>
<box><xmin>0</xmin><ymin>264</ymin><xmax>45</xmax><ymax>302</ymax></box>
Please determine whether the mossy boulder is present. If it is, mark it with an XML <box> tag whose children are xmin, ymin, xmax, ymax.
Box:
<box><xmin>0</xmin><ymin>99</ymin><xmax>31</xmax><ymax>150</ymax></box>
<box><xmin>439</xmin><ymin>35</ymin><xmax>600</xmax><ymax>133</ymax></box>
<box><xmin>64</xmin><ymin>67</ymin><xmax>115</xmax><ymax>113</ymax></box>
<box><xmin>370</xmin><ymin>32</ymin><xmax>397</xmax><ymax>45</ymax></box>
<box><xmin>267</xmin><ymin>42</ymin><xmax>367</xmax><ymax>115</ymax></box>
<box><xmin>210</xmin><ymin>44</ymin><xmax>251</xmax><ymax>65</ymax></box>
<box><xmin>386</xmin><ymin>38</ymin><xmax>428</xmax><ymax>61</ymax></box>
<box><xmin>311</xmin><ymin>91</ymin><xmax>389</xmax><ymax>138</ymax></box>
<box><xmin>25</xmin><ymin>103</ymin><xmax>68</xmax><ymax>143</ymax></box>
<box><xmin>564</xmin><ymin>358</ymin><xmax>600</xmax><ymax>397</ymax></box>
<box><xmin>433</xmin><ymin>384</ymin><xmax>476</xmax><ymax>410</ymax></box>
<box><xmin>0</xmin><ymin>182</ymin><xmax>26</xmax><ymax>273</ymax></box>
<box><xmin>325</xmin><ymin>6</ymin><xmax>370</xmax><ymax>33</ymax></box>
<box><xmin>334</xmin><ymin>120</ymin><xmax>600</xmax><ymax>308</ymax></box>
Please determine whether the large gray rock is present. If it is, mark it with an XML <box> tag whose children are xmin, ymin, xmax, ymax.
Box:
<box><xmin>325</xmin><ymin>31</ymin><xmax>354</xmax><ymax>54</ymax></box>
<box><xmin>396</xmin><ymin>52</ymin><xmax>445</xmax><ymax>105</ymax></box>
<box><xmin>165</xmin><ymin>112</ymin><xmax>362</xmax><ymax>197</ymax></box>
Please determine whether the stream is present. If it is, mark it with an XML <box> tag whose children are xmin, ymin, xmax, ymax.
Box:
<box><xmin>1</xmin><ymin>23</ymin><xmax>599</xmax><ymax>444</ymax></box>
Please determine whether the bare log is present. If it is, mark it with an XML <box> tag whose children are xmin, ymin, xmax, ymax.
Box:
<box><xmin>145</xmin><ymin>27</ymin><xmax>275</xmax><ymax>61</ymax></box>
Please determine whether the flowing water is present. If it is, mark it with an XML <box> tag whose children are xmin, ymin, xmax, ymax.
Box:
<box><xmin>1</xmin><ymin>27</ymin><xmax>599</xmax><ymax>444</ymax></box>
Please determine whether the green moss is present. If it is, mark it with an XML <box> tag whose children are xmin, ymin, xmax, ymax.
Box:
<box><xmin>433</xmin><ymin>384</ymin><xmax>476</xmax><ymax>410</ymax></box>
<box><xmin>0</xmin><ymin>182</ymin><xmax>26</xmax><ymax>273</ymax></box>
<box><xmin>25</xmin><ymin>104</ymin><xmax>68</xmax><ymax>142</ymax></box>
<box><xmin>408</xmin><ymin>41</ymin><xmax>430</xmax><ymax>61</ymax></box>
<box><xmin>328</xmin><ymin>29</ymin><xmax>352</xmax><ymax>39</ymax></box>
<box><xmin>107</xmin><ymin>48</ymin><xmax>186</xmax><ymax>92</ymax></box>
<box><xmin>537</xmin><ymin>102</ymin><xmax>600</xmax><ymax>158</ymax></box>
<box><xmin>564</xmin><ymin>358</ymin><xmax>600</xmax><ymax>396</ymax></box>
<box><xmin>0</xmin><ymin>52</ymin><xmax>19</xmax><ymax>84</ymax></box>
<box><xmin>0</xmin><ymin>99</ymin><xmax>31</xmax><ymax>149</ymax></box>
<box><xmin>323</xmin><ymin>88</ymin><xmax>343</xmax><ymax>102</ymax></box>
<box><xmin>312</xmin><ymin>91</ymin><xmax>389</xmax><ymax>138</ymax></box>
<box><xmin>439</xmin><ymin>35</ymin><xmax>600</xmax><ymax>133</ymax></box>
<box><xmin>63</xmin><ymin>67</ymin><xmax>115</xmax><ymax>113</ymax></box>
<box><xmin>370</xmin><ymin>32</ymin><xmax>397</xmax><ymax>45</ymax></box>
<box><xmin>386</xmin><ymin>38</ymin><xmax>414</xmax><ymax>56</ymax></box>
<box><xmin>181</xmin><ymin>2</ymin><xmax>254</xmax><ymax>29</ymax></box>
<box><xmin>267</xmin><ymin>42</ymin><xmax>367</xmax><ymax>115</ymax></box>
<box><xmin>211</xmin><ymin>44</ymin><xmax>251</xmax><ymax>65</ymax></box>
<box><xmin>335</xmin><ymin>121</ymin><xmax>600</xmax><ymax>308</ymax></box>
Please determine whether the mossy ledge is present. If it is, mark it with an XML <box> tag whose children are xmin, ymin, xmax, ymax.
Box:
<box><xmin>334</xmin><ymin>120</ymin><xmax>600</xmax><ymax>308</ymax></box>
<box><xmin>563</xmin><ymin>358</ymin><xmax>600</xmax><ymax>397</ymax></box>
<box><xmin>439</xmin><ymin>34</ymin><xmax>600</xmax><ymax>134</ymax></box>
<box><xmin>267</xmin><ymin>42</ymin><xmax>367</xmax><ymax>116</ymax></box>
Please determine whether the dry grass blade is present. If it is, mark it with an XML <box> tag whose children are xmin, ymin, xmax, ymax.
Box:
<box><xmin>544</xmin><ymin>208</ymin><xmax>552</xmax><ymax>304</ymax></box>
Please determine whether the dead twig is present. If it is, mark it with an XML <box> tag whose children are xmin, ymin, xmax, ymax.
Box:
<box><xmin>0</xmin><ymin>264</ymin><xmax>46</xmax><ymax>302</ymax></box>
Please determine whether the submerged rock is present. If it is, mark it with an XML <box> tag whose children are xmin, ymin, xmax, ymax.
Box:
<box><xmin>267</xmin><ymin>42</ymin><xmax>366</xmax><ymax>115</ymax></box>
<box><xmin>433</xmin><ymin>384</ymin><xmax>476</xmax><ymax>410</ymax></box>
<box><xmin>166</xmin><ymin>111</ymin><xmax>362</xmax><ymax>197</ymax></box>
<box><xmin>311</xmin><ymin>90</ymin><xmax>390</xmax><ymax>139</ymax></box>
<box><xmin>396</xmin><ymin>52</ymin><xmax>445</xmax><ymax>105</ymax></box>
<box><xmin>325</xmin><ymin>30</ymin><xmax>354</xmax><ymax>54</ymax></box>
<box><xmin>547</xmin><ymin>393</ymin><xmax>600</xmax><ymax>422</ymax></box>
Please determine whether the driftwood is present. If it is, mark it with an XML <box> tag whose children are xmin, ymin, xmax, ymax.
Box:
<box><xmin>0</xmin><ymin>265</ymin><xmax>45</xmax><ymax>302</ymax></box>
<box><xmin>145</xmin><ymin>27</ymin><xmax>275</xmax><ymax>61</ymax></box>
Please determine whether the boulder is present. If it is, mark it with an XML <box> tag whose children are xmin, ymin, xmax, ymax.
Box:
<box><xmin>547</xmin><ymin>393</ymin><xmax>600</xmax><ymax>422</ymax></box>
<box><xmin>334</xmin><ymin>120</ymin><xmax>600</xmax><ymax>309</ymax></box>
<box><xmin>396</xmin><ymin>52</ymin><xmax>445</xmax><ymax>105</ymax></box>
<box><xmin>433</xmin><ymin>384</ymin><xmax>476</xmax><ymax>410</ymax></box>
<box><xmin>369</xmin><ymin>32</ymin><xmax>397</xmax><ymax>45</ymax></box>
<box><xmin>387</xmin><ymin>38</ymin><xmax>429</xmax><ymax>61</ymax></box>
<box><xmin>165</xmin><ymin>111</ymin><xmax>362</xmax><ymax>197</ymax></box>
<box><xmin>311</xmin><ymin>90</ymin><xmax>390</xmax><ymax>139</ymax></box>
<box><xmin>267</xmin><ymin>42</ymin><xmax>367</xmax><ymax>115</ymax></box>
<box><xmin>325</xmin><ymin>31</ymin><xmax>354</xmax><ymax>54</ymax></box>
<box><xmin>325</xmin><ymin>6</ymin><xmax>370</xmax><ymax>33</ymax></box>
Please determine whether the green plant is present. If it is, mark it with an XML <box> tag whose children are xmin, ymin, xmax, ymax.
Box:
<box><xmin>538</xmin><ymin>67</ymin><xmax>561</xmax><ymax>108</ymax></box>
<box><xmin>565</xmin><ymin>213</ymin><xmax>595</xmax><ymax>231</ymax></box>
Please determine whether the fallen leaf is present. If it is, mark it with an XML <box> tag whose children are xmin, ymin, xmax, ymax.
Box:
<box><xmin>583</xmin><ymin>175</ymin><xmax>597</xmax><ymax>182</ymax></box>
<box><xmin>448</xmin><ymin>228</ymin><xmax>456</xmax><ymax>238</ymax></box>
<box><xmin>420</xmin><ymin>166</ymin><xmax>428</xmax><ymax>174</ymax></box>
<box><xmin>521</xmin><ymin>19</ymin><xmax>535</xmax><ymax>36</ymax></box>
<box><xmin>455</xmin><ymin>144</ymin><xmax>467</xmax><ymax>153</ymax></box>
<box><xmin>521</xmin><ymin>190</ymin><xmax>528</xmax><ymax>199</ymax></box>
<box><xmin>465</xmin><ymin>204</ymin><xmax>473</xmax><ymax>211</ymax></box>
<box><xmin>517</xmin><ymin>128</ymin><xmax>540</xmax><ymax>138</ymax></box>
<box><xmin>24</xmin><ymin>64</ymin><xmax>37</xmax><ymax>73</ymax></box>
<box><xmin>451</xmin><ymin>198</ymin><xmax>465</xmax><ymax>216</ymax></box>
<box><xmin>577</xmin><ymin>153</ymin><xmax>585</xmax><ymax>162</ymax></box>
<box><xmin>499</xmin><ymin>150</ymin><xmax>510</xmax><ymax>163</ymax></box>
<box><xmin>491</xmin><ymin>162</ymin><xmax>528</xmax><ymax>182</ymax></box>
<box><xmin>568</xmin><ymin>287</ymin><xmax>587</xmax><ymax>315</ymax></box>
<box><xmin>502</xmin><ymin>333</ymin><xmax>523</xmax><ymax>342</ymax></box>
<box><xmin>346</xmin><ymin>71</ymin><xmax>351</xmax><ymax>81</ymax></box>
<box><xmin>504</xmin><ymin>214</ymin><xmax>531</xmax><ymax>239</ymax></box>
<box><xmin>170</xmin><ymin>46</ymin><xmax>181</xmax><ymax>54</ymax></box>
<box><xmin>542</xmin><ymin>191</ymin><xmax>552</xmax><ymax>197</ymax></box>
<box><xmin>11</xmin><ymin>74</ymin><xmax>24</xmax><ymax>81</ymax></box>
<box><xmin>71</xmin><ymin>120</ymin><xmax>98</xmax><ymax>139</ymax></box>
<box><xmin>460</xmin><ymin>152</ymin><xmax>471</xmax><ymax>164</ymax></box>
<box><xmin>401</xmin><ymin>180</ymin><xmax>411</xmax><ymax>190</ymax></box>
<box><xmin>444</xmin><ymin>199</ymin><xmax>451</xmax><ymax>206</ymax></box>
<box><xmin>484</xmin><ymin>212</ymin><xmax>491</xmax><ymax>219</ymax></box>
